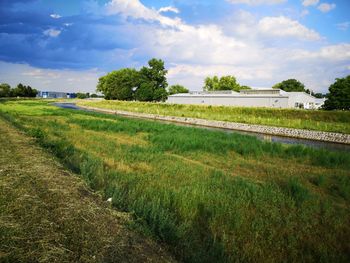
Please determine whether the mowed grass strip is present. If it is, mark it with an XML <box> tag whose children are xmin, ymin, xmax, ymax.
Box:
<box><xmin>77</xmin><ymin>99</ymin><xmax>350</xmax><ymax>134</ymax></box>
<box><xmin>1</xmin><ymin>100</ymin><xmax>350</xmax><ymax>263</ymax></box>
<box><xmin>0</xmin><ymin>117</ymin><xmax>175</xmax><ymax>263</ymax></box>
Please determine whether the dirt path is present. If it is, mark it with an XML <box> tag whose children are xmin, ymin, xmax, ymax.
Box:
<box><xmin>0</xmin><ymin>118</ymin><xmax>175</xmax><ymax>263</ymax></box>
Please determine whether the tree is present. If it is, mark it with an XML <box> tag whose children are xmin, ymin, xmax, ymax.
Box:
<box><xmin>76</xmin><ymin>93</ymin><xmax>90</xmax><ymax>99</ymax></box>
<box><xmin>137</xmin><ymin>58</ymin><xmax>168</xmax><ymax>101</ymax></box>
<box><xmin>203</xmin><ymin>75</ymin><xmax>248</xmax><ymax>92</ymax></box>
<box><xmin>0</xmin><ymin>83</ymin><xmax>11</xmax><ymax>97</ymax></box>
<box><xmin>203</xmin><ymin>76</ymin><xmax>220</xmax><ymax>91</ymax></box>
<box><xmin>10</xmin><ymin>83</ymin><xmax>38</xmax><ymax>97</ymax></box>
<box><xmin>313</xmin><ymin>93</ymin><xmax>325</xmax><ymax>99</ymax></box>
<box><xmin>96</xmin><ymin>58</ymin><xmax>169</xmax><ymax>102</ymax></box>
<box><xmin>240</xmin><ymin>85</ymin><xmax>251</xmax><ymax>90</ymax></box>
<box><xmin>134</xmin><ymin>82</ymin><xmax>155</xmax><ymax>101</ymax></box>
<box><xmin>168</xmin><ymin>85</ymin><xmax>189</xmax><ymax>95</ymax></box>
<box><xmin>219</xmin><ymin>76</ymin><xmax>241</xmax><ymax>91</ymax></box>
<box><xmin>272</xmin><ymin>79</ymin><xmax>306</xmax><ymax>92</ymax></box>
<box><xmin>97</xmin><ymin>68</ymin><xmax>139</xmax><ymax>100</ymax></box>
<box><xmin>323</xmin><ymin>75</ymin><xmax>350</xmax><ymax>110</ymax></box>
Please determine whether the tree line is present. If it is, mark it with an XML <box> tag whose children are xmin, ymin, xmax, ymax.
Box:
<box><xmin>0</xmin><ymin>83</ymin><xmax>38</xmax><ymax>98</ymax></box>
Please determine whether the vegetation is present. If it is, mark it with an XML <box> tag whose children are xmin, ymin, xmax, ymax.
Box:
<box><xmin>0</xmin><ymin>83</ymin><xmax>38</xmax><ymax>97</ymax></box>
<box><xmin>77</xmin><ymin>100</ymin><xmax>350</xmax><ymax>134</ymax></box>
<box><xmin>97</xmin><ymin>58</ymin><xmax>168</xmax><ymax>102</ymax></box>
<box><xmin>203</xmin><ymin>75</ymin><xmax>250</xmax><ymax>92</ymax></box>
<box><xmin>0</xmin><ymin>116</ymin><xmax>174</xmax><ymax>263</ymax></box>
<box><xmin>76</xmin><ymin>92</ymin><xmax>90</xmax><ymax>99</ymax></box>
<box><xmin>273</xmin><ymin>79</ymin><xmax>306</xmax><ymax>92</ymax></box>
<box><xmin>1</xmin><ymin>100</ymin><xmax>349</xmax><ymax>263</ymax></box>
<box><xmin>168</xmin><ymin>84</ymin><xmax>189</xmax><ymax>95</ymax></box>
<box><xmin>97</xmin><ymin>68</ymin><xmax>139</xmax><ymax>100</ymax></box>
<box><xmin>323</xmin><ymin>75</ymin><xmax>350</xmax><ymax>110</ymax></box>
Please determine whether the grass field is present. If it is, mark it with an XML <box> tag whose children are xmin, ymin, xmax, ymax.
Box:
<box><xmin>1</xmin><ymin>100</ymin><xmax>350</xmax><ymax>262</ymax></box>
<box><xmin>77</xmin><ymin>99</ymin><xmax>350</xmax><ymax>134</ymax></box>
<box><xmin>0</xmin><ymin>114</ymin><xmax>174</xmax><ymax>262</ymax></box>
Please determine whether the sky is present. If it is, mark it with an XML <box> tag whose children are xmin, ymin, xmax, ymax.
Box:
<box><xmin>0</xmin><ymin>0</ymin><xmax>349</xmax><ymax>93</ymax></box>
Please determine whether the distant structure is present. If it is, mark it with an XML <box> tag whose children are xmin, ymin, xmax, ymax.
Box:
<box><xmin>38</xmin><ymin>91</ymin><xmax>76</xmax><ymax>99</ymax></box>
<box><xmin>167</xmin><ymin>89</ymin><xmax>325</xmax><ymax>109</ymax></box>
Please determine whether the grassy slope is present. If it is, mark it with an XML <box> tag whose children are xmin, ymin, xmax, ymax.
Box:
<box><xmin>77</xmin><ymin>100</ymin><xmax>350</xmax><ymax>134</ymax></box>
<box><xmin>0</xmin><ymin>117</ymin><xmax>174</xmax><ymax>263</ymax></box>
<box><xmin>1</xmin><ymin>100</ymin><xmax>350</xmax><ymax>262</ymax></box>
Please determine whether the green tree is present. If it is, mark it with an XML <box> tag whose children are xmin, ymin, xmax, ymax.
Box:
<box><xmin>0</xmin><ymin>83</ymin><xmax>11</xmax><ymax>97</ymax></box>
<box><xmin>96</xmin><ymin>58</ymin><xmax>169</xmax><ymax>102</ymax></box>
<box><xmin>10</xmin><ymin>83</ymin><xmax>38</xmax><ymax>97</ymax></box>
<box><xmin>168</xmin><ymin>84</ymin><xmax>189</xmax><ymax>95</ymax></box>
<box><xmin>313</xmin><ymin>93</ymin><xmax>325</xmax><ymax>99</ymax></box>
<box><xmin>240</xmin><ymin>85</ymin><xmax>251</xmax><ymax>90</ymax></box>
<box><xmin>272</xmin><ymin>79</ymin><xmax>306</xmax><ymax>92</ymax></box>
<box><xmin>97</xmin><ymin>68</ymin><xmax>139</xmax><ymax>100</ymax></box>
<box><xmin>134</xmin><ymin>82</ymin><xmax>155</xmax><ymax>101</ymax></box>
<box><xmin>323</xmin><ymin>75</ymin><xmax>350</xmax><ymax>110</ymax></box>
<box><xmin>76</xmin><ymin>93</ymin><xmax>90</xmax><ymax>99</ymax></box>
<box><xmin>203</xmin><ymin>75</ymin><xmax>248</xmax><ymax>92</ymax></box>
<box><xmin>136</xmin><ymin>58</ymin><xmax>168</xmax><ymax>101</ymax></box>
<box><xmin>219</xmin><ymin>76</ymin><xmax>241</xmax><ymax>91</ymax></box>
<box><xmin>203</xmin><ymin>76</ymin><xmax>219</xmax><ymax>91</ymax></box>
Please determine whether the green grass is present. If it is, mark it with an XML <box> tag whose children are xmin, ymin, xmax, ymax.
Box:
<box><xmin>1</xmin><ymin>100</ymin><xmax>350</xmax><ymax>262</ymax></box>
<box><xmin>0</xmin><ymin>115</ymin><xmax>174</xmax><ymax>263</ymax></box>
<box><xmin>77</xmin><ymin>99</ymin><xmax>350</xmax><ymax>134</ymax></box>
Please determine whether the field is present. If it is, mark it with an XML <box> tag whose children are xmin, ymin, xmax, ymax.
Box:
<box><xmin>77</xmin><ymin>100</ymin><xmax>350</xmax><ymax>134</ymax></box>
<box><xmin>0</xmin><ymin>111</ymin><xmax>174</xmax><ymax>262</ymax></box>
<box><xmin>1</xmin><ymin>100</ymin><xmax>350</xmax><ymax>262</ymax></box>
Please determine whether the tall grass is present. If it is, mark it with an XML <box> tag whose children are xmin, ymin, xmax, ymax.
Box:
<box><xmin>1</xmin><ymin>100</ymin><xmax>349</xmax><ymax>262</ymax></box>
<box><xmin>77</xmin><ymin>100</ymin><xmax>350</xmax><ymax>133</ymax></box>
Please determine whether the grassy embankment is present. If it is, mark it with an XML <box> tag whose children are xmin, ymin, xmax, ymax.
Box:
<box><xmin>0</xmin><ymin>114</ymin><xmax>174</xmax><ymax>262</ymax></box>
<box><xmin>1</xmin><ymin>100</ymin><xmax>350</xmax><ymax>262</ymax></box>
<box><xmin>77</xmin><ymin>100</ymin><xmax>350</xmax><ymax>134</ymax></box>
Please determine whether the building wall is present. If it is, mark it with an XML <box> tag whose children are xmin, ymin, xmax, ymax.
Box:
<box><xmin>287</xmin><ymin>93</ymin><xmax>317</xmax><ymax>109</ymax></box>
<box><xmin>167</xmin><ymin>95</ymin><xmax>289</xmax><ymax>108</ymax></box>
<box><xmin>39</xmin><ymin>91</ymin><xmax>76</xmax><ymax>99</ymax></box>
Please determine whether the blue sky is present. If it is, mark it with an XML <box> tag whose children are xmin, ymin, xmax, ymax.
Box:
<box><xmin>0</xmin><ymin>0</ymin><xmax>349</xmax><ymax>93</ymax></box>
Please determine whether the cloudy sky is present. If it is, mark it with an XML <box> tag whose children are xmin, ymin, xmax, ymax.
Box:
<box><xmin>0</xmin><ymin>0</ymin><xmax>349</xmax><ymax>93</ymax></box>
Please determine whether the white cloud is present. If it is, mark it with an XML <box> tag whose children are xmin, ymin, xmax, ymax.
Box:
<box><xmin>43</xmin><ymin>28</ymin><xmax>61</xmax><ymax>37</ymax></box>
<box><xmin>106</xmin><ymin>0</ymin><xmax>157</xmax><ymax>20</ymax></box>
<box><xmin>50</xmin><ymin>14</ymin><xmax>61</xmax><ymax>19</ymax></box>
<box><xmin>103</xmin><ymin>0</ymin><xmax>347</xmax><ymax>93</ymax></box>
<box><xmin>258</xmin><ymin>16</ymin><xmax>321</xmax><ymax>41</ymax></box>
<box><xmin>158</xmin><ymin>6</ymin><xmax>179</xmax><ymax>14</ymax></box>
<box><xmin>301</xmin><ymin>9</ymin><xmax>309</xmax><ymax>17</ymax></box>
<box><xmin>0</xmin><ymin>61</ymin><xmax>101</xmax><ymax>93</ymax></box>
<box><xmin>302</xmin><ymin>0</ymin><xmax>319</xmax><ymax>7</ymax></box>
<box><xmin>226</xmin><ymin>0</ymin><xmax>285</xmax><ymax>5</ymax></box>
<box><xmin>5</xmin><ymin>0</ymin><xmax>346</xmax><ymax>94</ymax></box>
<box><xmin>22</xmin><ymin>69</ymin><xmax>61</xmax><ymax>79</ymax></box>
<box><xmin>290</xmin><ymin>44</ymin><xmax>350</xmax><ymax>61</ymax></box>
<box><xmin>336</xmin><ymin>22</ymin><xmax>350</xmax><ymax>31</ymax></box>
<box><xmin>317</xmin><ymin>3</ymin><xmax>336</xmax><ymax>13</ymax></box>
<box><xmin>106</xmin><ymin>0</ymin><xmax>183</xmax><ymax>28</ymax></box>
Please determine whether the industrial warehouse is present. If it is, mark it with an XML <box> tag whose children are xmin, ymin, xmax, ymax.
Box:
<box><xmin>167</xmin><ymin>89</ymin><xmax>325</xmax><ymax>109</ymax></box>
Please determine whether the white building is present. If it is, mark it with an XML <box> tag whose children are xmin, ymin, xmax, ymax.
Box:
<box><xmin>38</xmin><ymin>91</ymin><xmax>76</xmax><ymax>99</ymax></box>
<box><xmin>167</xmin><ymin>89</ymin><xmax>325</xmax><ymax>109</ymax></box>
